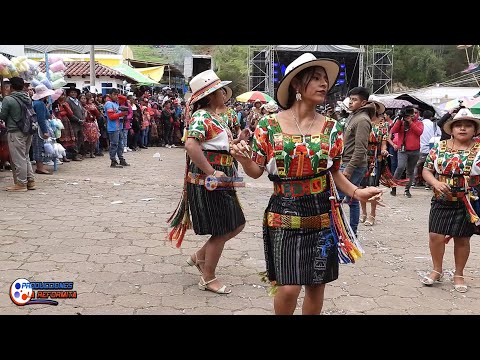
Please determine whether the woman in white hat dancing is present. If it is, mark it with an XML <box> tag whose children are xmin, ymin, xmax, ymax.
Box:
<box><xmin>230</xmin><ymin>53</ymin><xmax>383</xmax><ymax>314</ymax></box>
<box><xmin>168</xmin><ymin>70</ymin><xmax>250</xmax><ymax>295</ymax></box>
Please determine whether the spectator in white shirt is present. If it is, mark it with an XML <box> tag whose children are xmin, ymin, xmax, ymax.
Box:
<box><xmin>414</xmin><ymin>110</ymin><xmax>441</xmax><ymax>188</ymax></box>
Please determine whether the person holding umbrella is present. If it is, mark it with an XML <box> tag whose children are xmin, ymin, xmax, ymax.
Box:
<box><xmin>247</xmin><ymin>99</ymin><xmax>263</xmax><ymax>134</ymax></box>
<box><xmin>230</xmin><ymin>53</ymin><xmax>383</xmax><ymax>314</ymax></box>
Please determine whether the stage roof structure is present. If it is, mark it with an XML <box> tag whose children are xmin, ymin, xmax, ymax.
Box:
<box><xmin>275</xmin><ymin>45</ymin><xmax>362</xmax><ymax>53</ymax></box>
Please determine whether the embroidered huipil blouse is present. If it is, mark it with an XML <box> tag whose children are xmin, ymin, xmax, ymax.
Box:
<box><xmin>251</xmin><ymin>114</ymin><xmax>344</xmax><ymax>177</ymax></box>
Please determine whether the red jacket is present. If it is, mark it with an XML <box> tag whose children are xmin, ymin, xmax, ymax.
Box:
<box><xmin>390</xmin><ymin>118</ymin><xmax>424</xmax><ymax>151</ymax></box>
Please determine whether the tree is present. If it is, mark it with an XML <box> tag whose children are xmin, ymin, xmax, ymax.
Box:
<box><xmin>212</xmin><ymin>46</ymin><xmax>249</xmax><ymax>96</ymax></box>
<box><xmin>393</xmin><ymin>45</ymin><xmax>447</xmax><ymax>88</ymax></box>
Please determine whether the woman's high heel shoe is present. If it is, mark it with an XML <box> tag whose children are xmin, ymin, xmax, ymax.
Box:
<box><xmin>421</xmin><ymin>270</ymin><xmax>443</xmax><ymax>286</ymax></box>
<box><xmin>453</xmin><ymin>275</ymin><xmax>468</xmax><ymax>293</ymax></box>
<box><xmin>186</xmin><ymin>251</ymin><xmax>204</xmax><ymax>274</ymax></box>
<box><xmin>198</xmin><ymin>277</ymin><xmax>231</xmax><ymax>294</ymax></box>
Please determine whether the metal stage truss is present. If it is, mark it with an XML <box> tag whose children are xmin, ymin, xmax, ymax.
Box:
<box><xmin>362</xmin><ymin>45</ymin><xmax>394</xmax><ymax>95</ymax></box>
<box><xmin>248</xmin><ymin>45</ymin><xmax>368</xmax><ymax>100</ymax></box>
<box><xmin>248</xmin><ymin>45</ymin><xmax>275</xmax><ymax>97</ymax></box>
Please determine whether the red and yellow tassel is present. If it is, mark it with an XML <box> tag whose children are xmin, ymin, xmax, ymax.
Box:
<box><xmin>167</xmin><ymin>153</ymin><xmax>192</xmax><ymax>247</ymax></box>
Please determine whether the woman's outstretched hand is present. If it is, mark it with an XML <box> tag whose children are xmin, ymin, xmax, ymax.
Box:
<box><xmin>230</xmin><ymin>139</ymin><xmax>252</xmax><ymax>161</ymax></box>
<box><xmin>356</xmin><ymin>188</ymin><xmax>386</xmax><ymax>207</ymax></box>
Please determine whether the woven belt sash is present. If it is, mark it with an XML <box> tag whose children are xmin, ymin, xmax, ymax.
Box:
<box><xmin>433</xmin><ymin>190</ymin><xmax>467</xmax><ymax>201</ymax></box>
<box><xmin>273</xmin><ymin>175</ymin><xmax>327</xmax><ymax>198</ymax></box>
<box><xmin>437</xmin><ymin>175</ymin><xmax>480</xmax><ymax>187</ymax></box>
<box><xmin>203</xmin><ymin>151</ymin><xmax>233</xmax><ymax>166</ymax></box>
<box><xmin>186</xmin><ymin>172</ymin><xmax>245</xmax><ymax>190</ymax></box>
<box><xmin>265</xmin><ymin>212</ymin><xmax>330</xmax><ymax>229</ymax></box>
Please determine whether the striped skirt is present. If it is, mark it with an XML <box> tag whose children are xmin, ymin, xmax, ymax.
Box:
<box><xmin>263</xmin><ymin>190</ymin><xmax>339</xmax><ymax>286</ymax></box>
<box><xmin>32</xmin><ymin>132</ymin><xmax>45</xmax><ymax>162</ymax></box>
<box><xmin>429</xmin><ymin>198</ymin><xmax>475</xmax><ymax>237</ymax></box>
<box><xmin>187</xmin><ymin>158</ymin><xmax>245</xmax><ymax>236</ymax></box>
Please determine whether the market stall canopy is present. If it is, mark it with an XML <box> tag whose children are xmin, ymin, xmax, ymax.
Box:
<box><xmin>112</xmin><ymin>63</ymin><xmax>159</xmax><ymax>85</ymax></box>
<box><xmin>374</xmin><ymin>98</ymin><xmax>412</xmax><ymax>109</ymax></box>
<box><xmin>136</xmin><ymin>66</ymin><xmax>165</xmax><ymax>83</ymax></box>
<box><xmin>394</xmin><ymin>94</ymin><xmax>436</xmax><ymax>114</ymax></box>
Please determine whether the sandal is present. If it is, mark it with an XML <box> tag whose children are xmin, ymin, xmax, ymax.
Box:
<box><xmin>421</xmin><ymin>270</ymin><xmax>444</xmax><ymax>286</ymax></box>
<box><xmin>364</xmin><ymin>215</ymin><xmax>375</xmax><ymax>226</ymax></box>
<box><xmin>198</xmin><ymin>277</ymin><xmax>231</xmax><ymax>295</ymax></box>
<box><xmin>360</xmin><ymin>214</ymin><xmax>367</xmax><ymax>223</ymax></box>
<box><xmin>186</xmin><ymin>251</ymin><xmax>204</xmax><ymax>275</ymax></box>
<box><xmin>453</xmin><ymin>275</ymin><xmax>468</xmax><ymax>293</ymax></box>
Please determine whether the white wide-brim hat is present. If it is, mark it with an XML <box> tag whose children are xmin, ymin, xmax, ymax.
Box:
<box><xmin>368</xmin><ymin>98</ymin><xmax>386</xmax><ymax>115</ymax></box>
<box><xmin>443</xmin><ymin>107</ymin><xmax>480</xmax><ymax>135</ymax></box>
<box><xmin>263</xmin><ymin>100</ymin><xmax>279</xmax><ymax>113</ymax></box>
<box><xmin>189</xmin><ymin>69</ymin><xmax>232</xmax><ymax>104</ymax></box>
<box><xmin>32</xmin><ymin>84</ymin><xmax>55</xmax><ymax>100</ymax></box>
<box><xmin>275</xmin><ymin>53</ymin><xmax>340</xmax><ymax>109</ymax></box>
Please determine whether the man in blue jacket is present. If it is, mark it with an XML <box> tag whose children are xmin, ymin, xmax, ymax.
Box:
<box><xmin>105</xmin><ymin>89</ymin><xmax>129</xmax><ymax>168</ymax></box>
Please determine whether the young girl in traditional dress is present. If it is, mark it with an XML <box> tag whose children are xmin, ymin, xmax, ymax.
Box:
<box><xmin>421</xmin><ymin>108</ymin><xmax>480</xmax><ymax>293</ymax></box>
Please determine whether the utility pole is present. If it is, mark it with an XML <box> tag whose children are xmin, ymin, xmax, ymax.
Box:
<box><xmin>90</xmin><ymin>45</ymin><xmax>95</xmax><ymax>90</ymax></box>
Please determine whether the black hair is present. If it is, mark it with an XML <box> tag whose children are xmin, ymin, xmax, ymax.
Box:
<box><xmin>403</xmin><ymin>106</ymin><xmax>415</xmax><ymax>116</ymax></box>
<box><xmin>9</xmin><ymin>76</ymin><xmax>24</xmax><ymax>91</ymax></box>
<box><xmin>385</xmin><ymin>110</ymin><xmax>394</xmax><ymax>117</ymax></box>
<box><xmin>347</xmin><ymin>86</ymin><xmax>370</xmax><ymax>101</ymax></box>
<box><xmin>192</xmin><ymin>96</ymin><xmax>210</xmax><ymax>112</ymax></box>
<box><xmin>110</xmin><ymin>88</ymin><xmax>120</xmax><ymax>95</ymax></box>
<box><xmin>422</xmin><ymin>110</ymin><xmax>433</xmax><ymax>119</ymax></box>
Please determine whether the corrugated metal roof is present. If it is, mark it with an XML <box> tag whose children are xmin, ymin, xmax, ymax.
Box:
<box><xmin>38</xmin><ymin>61</ymin><xmax>136</xmax><ymax>83</ymax></box>
<box><xmin>25</xmin><ymin>45</ymin><xmax>123</xmax><ymax>54</ymax></box>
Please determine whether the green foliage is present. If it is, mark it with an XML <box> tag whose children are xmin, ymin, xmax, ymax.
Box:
<box><xmin>212</xmin><ymin>46</ymin><xmax>249</xmax><ymax>96</ymax></box>
<box><xmin>132</xmin><ymin>45</ymin><xmax>478</xmax><ymax>93</ymax></box>
<box><xmin>130</xmin><ymin>45</ymin><xmax>169</xmax><ymax>63</ymax></box>
<box><xmin>393</xmin><ymin>45</ymin><xmax>447</xmax><ymax>87</ymax></box>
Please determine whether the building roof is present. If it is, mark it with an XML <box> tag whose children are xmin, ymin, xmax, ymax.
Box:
<box><xmin>25</xmin><ymin>45</ymin><xmax>124</xmax><ymax>54</ymax></box>
<box><xmin>275</xmin><ymin>45</ymin><xmax>362</xmax><ymax>53</ymax></box>
<box><xmin>112</xmin><ymin>63</ymin><xmax>159</xmax><ymax>85</ymax></box>
<box><xmin>127</xmin><ymin>59</ymin><xmax>184</xmax><ymax>78</ymax></box>
<box><xmin>38</xmin><ymin>61</ymin><xmax>137</xmax><ymax>83</ymax></box>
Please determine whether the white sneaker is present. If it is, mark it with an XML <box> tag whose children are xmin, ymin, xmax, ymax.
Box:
<box><xmin>123</xmin><ymin>148</ymin><xmax>128</xmax><ymax>153</ymax></box>
<box><xmin>171</xmin><ymin>144</ymin><xmax>177</xmax><ymax>148</ymax></box>
<box><xmin>43</xmin><ymin>160</ymin><xmax>54</xmax><ymax>166</ymax></box>
<box><xmin>127</xmin><ymin>148</ymin><xmax>133</xmax><ymax>152</ymax></box>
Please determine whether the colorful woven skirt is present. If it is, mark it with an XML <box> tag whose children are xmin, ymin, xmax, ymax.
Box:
<box><xmin>263</xmin><ymin>190</ymin><xmax>339</xmax><ymax>286</ymax></box>
<box><xmin>429</xmin><ymin>198</ymin><xmax>475</xmax><ymax>237</ymax></box>
<box><xmin>187</xmin><ymin>154</ymin><xmax>245</xmax><ymax>236</ymax></box>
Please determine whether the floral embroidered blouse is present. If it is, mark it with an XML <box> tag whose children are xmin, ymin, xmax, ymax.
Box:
<box><xmin>366</xmin><ymin>121</ymin><xmax>389</xmax><ymax>175</ymax></box>
<box><xmin>251</xmin><ymin>114</ymin><xmax>344</xmax><ymax>177</ymax></box>
<box><xmin>219</xmin><ymin>108</ymin><xmax>240</xmax><ymax>138</ymax></box>
<box><xmin>424</xmin><ymin>140</ymin><xmax>480</xmax><ymax>177</ymax></box>
<box><xmin>188</xmin><ymin>109</ymin><xmax>232</xmax><ymax>151</ymax></box>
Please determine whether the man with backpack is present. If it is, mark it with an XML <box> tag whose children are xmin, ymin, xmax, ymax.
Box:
<box><xmin>0</xmin><ymin>77</ymin><xmax>36</xmax><ymax>192</ymax></box>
